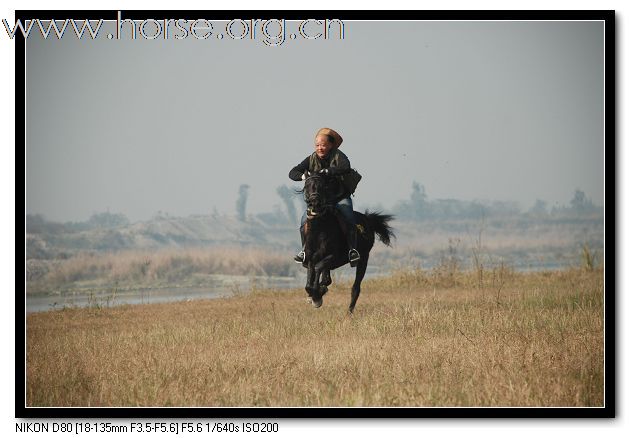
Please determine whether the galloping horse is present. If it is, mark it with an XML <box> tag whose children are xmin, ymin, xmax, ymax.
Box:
<box><xmin>300</xmin><ymin>171</ymin><xmax>395</xmax><ymax>313</ymax></box>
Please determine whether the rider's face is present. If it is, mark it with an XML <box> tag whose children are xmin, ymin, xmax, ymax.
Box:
<box><xmin>314</xmin><ymin>135</ymin><xmax>334</xmax><ymax>159</ymax></box>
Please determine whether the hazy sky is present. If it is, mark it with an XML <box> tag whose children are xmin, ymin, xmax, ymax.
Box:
<box><xmin>25</xmin><ymin>19</ymin><xmax>605</xmax><ymax>222</ymax></box>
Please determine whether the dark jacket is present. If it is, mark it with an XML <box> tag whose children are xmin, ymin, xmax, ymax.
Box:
<box><xmin>289</xmin><ymin>149</ymin><xmax>352</xmax><ymax>199</ymax></box>
<box><xmin>289</xmin><ymin>149</ymin><xmax>351</xmax><ymax>179</ymax></box>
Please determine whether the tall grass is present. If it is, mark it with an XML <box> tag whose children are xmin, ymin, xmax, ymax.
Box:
<box><xmin>27</xmin><ymin>247</ymin><xmax>298</xmax><ymax>294</ymax></box>
<box><xmin>26</xmin><ymin>267</ymin><xmax>604</xmax><ymax>407</ymax></box>
<box><xmin>581</xmin><ymin>243</ymin><xmax>598</xmax><ymax>271</ymax></box>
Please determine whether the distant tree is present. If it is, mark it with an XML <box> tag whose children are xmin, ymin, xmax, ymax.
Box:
<box><xmin>87</xmin><ymin>212</ymin><xmax>129</xmax><ymax>229</ymax></box>
<box><xmin>27</xmin><ymin>214</ymin><xmax>72</xmax><ymax>234</ymax></box>
<box><xmin>410</xmin><ymin>181</ymin><xmax>427</xmax><ymax>204</ymax></box>
<box><xmin>571</xmin><ymin>190</ymin><xmax>586</xmax><ymax>209</ymax></box>
<box><xmin>25</xmin><ymin>214</ymin><xmax>48</xmax><ymax>234</ymax></box>
<box><xmin>570</xmin><ymin>189</ymin><xmax>595</xmax><ymax>213</ymax></box>
<box><xmin>276</xmin><ymin>185</ymin><xmax>297</xmax><ymax>225</ymax></box>
<box><xmin>410</xmin><ymin>181</ymin><xmax>429</xmax><ymax>218</ymax></box>
<box><xmin>236</xmin><ymin>184</ymin><xmax>250</xmax><ymax>221</ymax></box>
<box><xmin>529</xmin><ymin>199</ymin><xmax>548</xmax><ymax>216</ymax></box>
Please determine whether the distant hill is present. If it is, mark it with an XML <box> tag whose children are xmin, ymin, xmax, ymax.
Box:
<box><xmin>26</xmin><ymin>214</ymin><xmax>300</xmax><ymax>260</ymax></box>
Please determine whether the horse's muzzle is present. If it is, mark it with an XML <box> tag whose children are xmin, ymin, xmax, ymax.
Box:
<box><xmin>307</xmin><ymin>206</ymin><xmax>319</xmax><ymax>218</ymax></box>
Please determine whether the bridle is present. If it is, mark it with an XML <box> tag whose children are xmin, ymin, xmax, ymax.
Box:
<box><xmin>304</xmin><ymin>173</ymin><xmax>334</xmax><ymax>219</ymax></box>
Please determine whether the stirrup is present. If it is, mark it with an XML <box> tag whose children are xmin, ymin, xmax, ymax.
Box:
<box><xmin>294</xmin><ymin>250</ymin><xmax>306</xmax><ymax>264</ymax></box>
<box><xmin>349</xmin><ymin>249</ymin><xmax>360</xmax><ymax>266</ymax></box>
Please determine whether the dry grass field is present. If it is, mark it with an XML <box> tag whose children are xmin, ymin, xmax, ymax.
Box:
<box><xmin>26</xmin><ymin>267</ymin><xmax>604</xmax><ymax>407</ymax></box>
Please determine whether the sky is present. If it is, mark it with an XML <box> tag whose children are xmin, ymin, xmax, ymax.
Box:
<box><xmin>24</xmin><ymin>18</ymin><xmax>606</xmax><ymax>222</ymax></box>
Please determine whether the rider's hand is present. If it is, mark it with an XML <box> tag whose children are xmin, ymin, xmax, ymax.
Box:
<box><xmin>319</xmin><ymin>168</ymin><xmax>329</xmax><ymax>175</ymax></box>
<box><xmin>301</xmin><ymin>173</ymin><xmax>307</xmax><ymax>180</ymax></box>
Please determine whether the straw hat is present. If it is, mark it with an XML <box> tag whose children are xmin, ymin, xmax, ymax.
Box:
<box><xmin>316</xmin><ymin>128</ymin><xmax>343</xmax><ymax>148</ymax></box>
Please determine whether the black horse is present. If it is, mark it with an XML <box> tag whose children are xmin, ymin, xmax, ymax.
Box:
<box><xmin>300</xmin><ymin>171</ymin><xmax>395</xmax><ymax>313</ymax></box>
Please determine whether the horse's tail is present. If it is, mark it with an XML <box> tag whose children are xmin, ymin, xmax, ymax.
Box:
<box><xmin>364</xmin><ymin>210</ymin><xmax>395</xmax><ymax>247</ymax></box>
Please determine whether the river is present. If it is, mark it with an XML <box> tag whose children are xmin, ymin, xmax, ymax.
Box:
<box><xmin>25</xmin><ymin>265</ymin><xmax>386</xmax><ymax>314</ymax></box>
<box><xmin>25</xmin><ymin>261</ymin><xmax>573</xmax><ymax>314</ymax></box>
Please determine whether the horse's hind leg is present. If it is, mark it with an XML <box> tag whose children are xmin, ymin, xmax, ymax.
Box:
<box><xmin>349</xmin><ymin>254</ymin><xmax>369</xmax><ymax>314</ymax></box>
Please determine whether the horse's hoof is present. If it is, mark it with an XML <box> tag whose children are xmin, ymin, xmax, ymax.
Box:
<box><xmin>311</xmin><ymin>298</ymin><xmax>323</xmax><ymax>308</ymax></box>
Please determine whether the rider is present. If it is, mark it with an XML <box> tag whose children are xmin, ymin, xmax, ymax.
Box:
<box><xmin>288</xmin><ymin>127</ymin><xmax>360</xmax><ymax>266</ymax></box>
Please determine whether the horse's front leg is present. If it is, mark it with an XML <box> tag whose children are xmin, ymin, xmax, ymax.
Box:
<box><xmin>321</xmin><ymin>269</ymin><xmax>332</xmax><ymax>287</ymax></box>
<box><xmin>305</xmin><ymin>260</ymin><xmax>318</xmax><ymax>299</ymax></box>
<box><xmin>311</xmin><ymin>254</ymin><xmax>334</xmax><ymax>306</ymax></box>
<box><xmin>319</xmin><ymin>269</ymin><xmax>332</xmax><ymax>297</ymax></box>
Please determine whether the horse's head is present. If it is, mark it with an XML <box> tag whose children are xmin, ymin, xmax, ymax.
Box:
<box><xmin>303</xmin><ymin>171</ymin><xmax>339</xmax><ymax>219</ymax></box>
